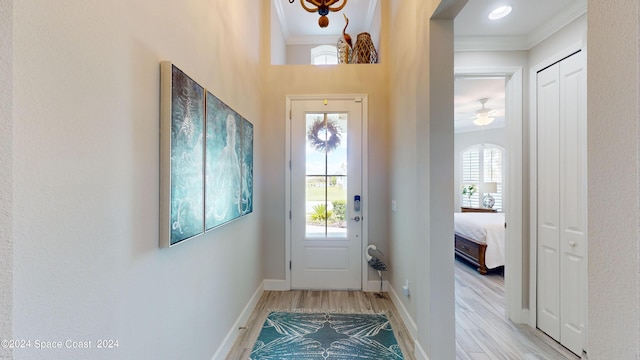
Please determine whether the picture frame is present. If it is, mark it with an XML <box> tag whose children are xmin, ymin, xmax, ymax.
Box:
<box><xmin>160</xmin><ymin>61</ymin><xmax>254</xmax><ymax>248</ymax></box>
<box><xmin>160</xmin><ymin>62</ymin><xmax>206</xmax><ymax>247</ymax></box>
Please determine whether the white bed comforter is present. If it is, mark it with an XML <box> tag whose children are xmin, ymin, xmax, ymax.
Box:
<box><xmin>454</xmin><ymin>212</ymin><xmax>506</xmax><ymax>269</ymax></box>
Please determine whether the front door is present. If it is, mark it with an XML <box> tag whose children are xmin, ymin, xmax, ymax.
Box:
<box><xmin>289</xmin><ymin>97</ymin><xmax>364</xmax><ymax>290</ymax></box>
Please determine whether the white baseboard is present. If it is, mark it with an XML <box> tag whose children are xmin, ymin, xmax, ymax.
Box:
<box><xmin>210</xmin><ymin>282</ymin><xmax>264</xmax><ymax>360</ymax></box>
<box><xmin>517</xmin><ymin>309</ymin><xmax>530</xmax><ymax>326</ymax></box>
<box><xmin>263</xmin><ymin>279</ymin><xmax>289</xmax><ymax>291</ymax></box>
<box><xmin>387</xmin><ymin>283</ymin><xmax>418</xmax><ymax>341</ymax></box>
<box><xmin>414</xmin><ymin>341</ymin><xmax>430</xmax><ymax>360</ymax></box>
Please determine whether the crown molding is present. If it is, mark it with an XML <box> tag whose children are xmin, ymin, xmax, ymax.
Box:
<box><xmin>273</xmin><ymin>0</ymin><xmax>290</xmax><ymax>40</ymax></box>
<box><xmin>526</xmin><ymin>0</ymin><xmax>587</xmax><ymax>49</ymax></box>
<box><xmin>455</xmin><ymin>36</ymin><xmax>529</xmax><ymax>52</ymax></box>
<box><xmin>364</xmin><ymin>0</ymin><xmax>378</xmax><ymax>30</ymax></box>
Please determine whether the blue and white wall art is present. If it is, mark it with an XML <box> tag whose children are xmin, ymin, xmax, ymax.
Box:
<box><xmin>160</xmin><ymin>62</ymin><xmax>254</xmax><ymax>247</ymax></box>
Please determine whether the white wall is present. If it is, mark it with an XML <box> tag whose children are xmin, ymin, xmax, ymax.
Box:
<box><xmin>287</xmin><ymin>45</ymin><xmax>315</xmax><ymax>65</ymax></box>
<box><xmin>587</xmin><ymin>0</ymin><xmax>640</xmax><ymax>357</ymax></box>
<box><xmin>11</xmin><ymin>1</ymin><xmax>263</xmax><ymax>359</ymax></box>
<box><xmin>389</xmin><ymin>1</ymin><xmax>459</xmax><ymax>358</ymax></box>
<box><xmin>270</xmin><ymin>0</ymin><xmax>287</xmax><ymax>65</ymax></box>
<box><xmin>389</xmin><ymin>0</ymin><xmax>419</xmax><ymax>339</ymax></box>
<box><xmin>0</xmin><ymin>0</ymin><xmax>14</xmax><ymax>358</ymax></box>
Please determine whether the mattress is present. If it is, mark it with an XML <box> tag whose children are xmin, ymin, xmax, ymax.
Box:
<box><xmin>454</xmin><ymin>212</ymin><xmax>506</xmax><ymax>269</ymax></box>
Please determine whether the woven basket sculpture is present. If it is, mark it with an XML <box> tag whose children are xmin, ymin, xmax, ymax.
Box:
<box><xmin>351</xmin><ymin>32</ymin><xmax>378</xmax><ymax>64</ymax></box>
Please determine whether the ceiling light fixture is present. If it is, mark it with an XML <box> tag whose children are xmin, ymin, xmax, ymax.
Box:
<box><xmin>289</xmin><ymin>0</ymin><xmax>348</xmax><ymax>28</ymax></box>
<box><xmin>473</xmin><ymin>98</ymin><xmax>495</xmax><ymax>126</ymax></box>
<box><xmin>488</xmin><ymin>5</ymin><xmax>512</xmax><ymax>20</ymax></box>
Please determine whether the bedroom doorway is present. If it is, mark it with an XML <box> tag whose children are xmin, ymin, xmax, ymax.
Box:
<box><xmin>454</xmin><ymin>78</ymin><xmax>507</xmax><ymax>264</ymax></box>
<box><xmin>453</xmin><ymin>68</ymin><xmax>525</xmax><ymax>325</ymax></box>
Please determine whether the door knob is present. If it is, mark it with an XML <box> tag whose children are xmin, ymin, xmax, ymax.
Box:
<box><xmin>351</xmin><ymin>216</ymin><xmax>361</xmax><ymax>222</ymax></box>
<box><xmin>569</xmin><ymin>240</ymin><xmax>576</xmax><ymax>247</ymax></box>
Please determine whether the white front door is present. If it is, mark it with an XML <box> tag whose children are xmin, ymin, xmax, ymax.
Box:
<box><xmin>289</xmin><ymin>97</ymin><xmax>364</xmax><ymax>290</ymax></box>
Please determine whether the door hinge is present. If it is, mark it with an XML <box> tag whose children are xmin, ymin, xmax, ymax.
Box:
<box><xmin>289</xmin><ymin>261</ymin><xmax>292</xmax><ymax>270</ymax></box>
<box><xmin>289</xmin><ymin>210</ymin><xmax>292</xmax><ymax>219</ymax></box>
<box><xmin>289</xmin><ymin>160</ymin><xmax>291</xmax><ymax>170</ymax></box>
<box><xmin>289</xmin><ymin>109</ymin><xmax>292</xmax><ymax>120</ymax></box>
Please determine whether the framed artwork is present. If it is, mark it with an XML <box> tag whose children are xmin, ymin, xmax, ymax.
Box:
<box><xmin>205</xmin><ymin>92</ymin><xmax>242</xmax><ymax>229</ymax></box>
<box><xmin>160</xmin><ymin>61</ymin><xmax>254</xmax><ymax>247</ymax></box>
<box><xmin>241</xmin><ymin>118</ymin><xmax>254</xmax><ymax>215</ymax></box>
<box><xmin>160</xmin><ymin>62</ymin><xmax>205</xmax><ymax>247</ymax></box>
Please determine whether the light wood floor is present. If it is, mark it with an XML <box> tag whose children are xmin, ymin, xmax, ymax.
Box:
<box><xmin>225</xmin><ymin>290</ymin><xmax>416</xmax><ymax>360</ymax></box>
<box><xmin>225</xmin><ymin>260</ymin><xmax>581</xmax><ymax>360</ymax></box>
<box><xmin>455</xmin><ymin>257</ymin><xmax>580</xmax><ymax>360</ymax></box>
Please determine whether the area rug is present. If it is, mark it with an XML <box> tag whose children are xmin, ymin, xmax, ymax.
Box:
<box><xmin>249</xmin><ymin>311</ymin><xmax>405</xmax><ymax>359</ymax></box>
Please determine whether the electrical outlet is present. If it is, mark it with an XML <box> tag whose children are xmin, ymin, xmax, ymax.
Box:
<box><xmin>402</xmin><ymin>280</ymin><xmax>410</xmax><ymax>297</ymax></box>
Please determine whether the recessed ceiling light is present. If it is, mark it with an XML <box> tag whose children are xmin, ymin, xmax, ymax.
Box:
<box><xmin>488</xmin><ymin>5</ymin><xmax>512</xmax><ymax>20</ymax></box>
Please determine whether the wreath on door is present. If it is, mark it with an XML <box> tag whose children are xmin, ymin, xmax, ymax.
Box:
<box><xmin>307</xmin><ymin>115</ymin><xmax>342</xmax><ymax>153</ymax></box>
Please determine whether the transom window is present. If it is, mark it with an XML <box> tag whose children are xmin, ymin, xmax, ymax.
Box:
<box><xmin>311</xmin><ymin>45</ymin><xmax>338</xmax><ymax>65</ymax></box>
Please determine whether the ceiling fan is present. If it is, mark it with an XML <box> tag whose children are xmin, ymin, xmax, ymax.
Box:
<box><xmin>473</xmin><ymin>98</ymin><xmax>495</xmax><ymax>126</ymax></box>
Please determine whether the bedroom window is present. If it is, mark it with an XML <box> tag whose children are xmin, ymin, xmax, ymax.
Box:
<box><xmin>461</xmin><ymin>145</ymin><xmax>503</xmax><ymax>210</ymax></box>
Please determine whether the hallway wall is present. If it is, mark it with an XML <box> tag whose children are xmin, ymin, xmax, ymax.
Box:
<box><xmin>10</xmin><ymin>1</ymin><xmax>264</xmax><ymax>359</ymax></box>
<box><xmin>587</xmin><ymin>0</ymin><xmax>640</xmax><ymax>357</ymax></box>
<box><xmin>0</xmin><ymin>1</ymin><xmax>14</xmax><ymax>358</ymax></box>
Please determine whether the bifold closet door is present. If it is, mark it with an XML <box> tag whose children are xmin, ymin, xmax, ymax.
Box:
<box><xmin>536</xmin><ymin>61</ymin><xmax>561</xmax><ymax>341</ymax></box>
<box><xmin>557</xmin><ymin>50</ymin><xmax>587</xmax><ymax>356</ymax></box>
<box><xmin>536</xmin><ymin>50</ymin><xmax>587</xmax><ymax>356</ymax></box>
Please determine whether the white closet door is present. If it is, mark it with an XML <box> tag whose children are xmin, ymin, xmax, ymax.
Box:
<box><xmin>558</xmin><ymin>50</ymin><xmax>587</xmax><ymax>356</ymax></box>
<box><xmin>536</xmin><ymin>50</ymin><xmax>587</xmax><ymax>357</ymax></box>
<box><xmin>536</xmin><ymin>62</ymin><xmax>561</xmax><ymax>341</ymax></box>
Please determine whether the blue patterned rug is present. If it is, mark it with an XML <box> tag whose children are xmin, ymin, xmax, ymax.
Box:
<box><xmin>250</xmin><ymin>311</ymin><xmax>405</xmax><ymax>359</ymax></box>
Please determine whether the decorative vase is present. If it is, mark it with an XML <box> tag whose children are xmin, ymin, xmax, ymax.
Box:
<box><xmin>337</xmin><ymin>37</ymin><xmax>352</xmax><ymax>64</ymax></box>
<box><xmin>483</xmin><ymin>194</ymin><xmax>495</xmax><ymax>208</ymax></box>
<box><xmin>351</xmin><ymin>32</ymin><xmax>378</xmax><ymax>64</ymax></box>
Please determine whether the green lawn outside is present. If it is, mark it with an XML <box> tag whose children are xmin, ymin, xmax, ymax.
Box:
<box><xmin>306</xmin><ymin>186</ymin><xmax>346</xmax><ymax>202</ymax></box>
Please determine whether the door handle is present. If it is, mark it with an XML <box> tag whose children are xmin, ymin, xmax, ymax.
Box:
<box><xmin>351</xmin><ymin>216</ymin><xmax>361</xmax><ymax>222</ymax></box>
<box><xmin>569</xmin><ymin>240</ymin><xmax>576</xmax><ymax>247</ymax></box>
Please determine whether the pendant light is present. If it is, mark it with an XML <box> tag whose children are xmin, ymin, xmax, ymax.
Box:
<box><xmin>289</xmin><ymin>0</ymin><xmax>348</xmax><ymax>28</ymax></box>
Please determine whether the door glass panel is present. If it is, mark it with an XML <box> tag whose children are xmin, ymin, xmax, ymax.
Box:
<box><xmin>305</xmin><ymin>113</ymin><xmax>348</xmax><ymax>238</ymax></box>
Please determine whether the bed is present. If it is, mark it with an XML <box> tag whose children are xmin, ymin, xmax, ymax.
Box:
<box><xmin>454</xmin><ymin>212</ymin><xmax>506</xmax><ymax>275</ymax></box>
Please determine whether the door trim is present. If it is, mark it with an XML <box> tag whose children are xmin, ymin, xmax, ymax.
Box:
<box><xmin>454</xmin><ymin>66</ymin><xmax>525</xmax><ymax>323</ymax></box>
<box><xmin>529</xmin><ymin>41</ymin><xmax>588</xmax><ymax>354</ymax></box>
<box><xmin>285</xmin><ymin>94</ymin><xmax>369</xmax><ymax>291</ymax></box>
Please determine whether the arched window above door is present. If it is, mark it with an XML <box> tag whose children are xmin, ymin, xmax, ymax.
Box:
<box><xmin>311</xmin><ymin>45</ymin><xmax>338</xmax><ymax>65</ymax></box>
